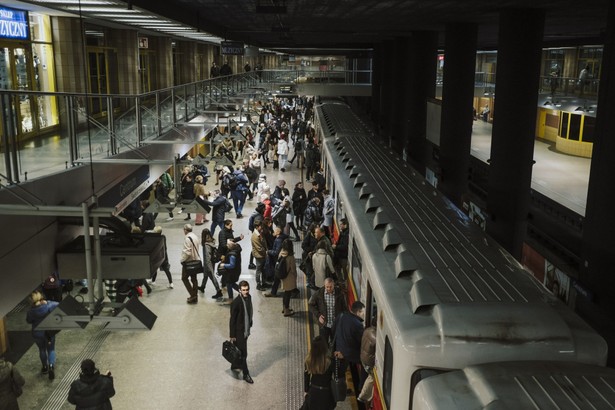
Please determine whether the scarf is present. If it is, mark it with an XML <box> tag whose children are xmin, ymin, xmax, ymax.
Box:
<box><xmin>240</xmin><ymin>295</ymin><xmax>252</xmax><ymax>338</ymax></box>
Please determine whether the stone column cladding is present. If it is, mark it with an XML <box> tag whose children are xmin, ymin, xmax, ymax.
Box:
<box><xmin>51</xmin><ymin>17</ymin><xmax>86</xmax><ymax>93</ymax></box>
<box><xmin>108</xmin><ymin>29</ymin><xmax>139</xmax><ymax>95</ymax></box>
<box><xmin>582</xmin><ymin>1</ymin><xmax>615</xmax><ymax>321</ymax></box>
<box><xmin>485</xmin><ymin>9</ymin><xmax>545</xmax><ymax>260</ymax></box>
<box><xmin>439</xmin><ymin>24</ymin><xmax>478</xmax><ymax>206</ymax></box>
<box><xmin>406</xmin><ymin>31</ymin><xmax>438</xmax><ymax>170</ymax></box>
<box><xmin>156</xmin><ymin>37</ymin><xmax>174</xmax><ymax>89</ymax></box>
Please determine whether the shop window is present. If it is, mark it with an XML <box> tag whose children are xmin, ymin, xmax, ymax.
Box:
<box><xmin>560</xmin><ymin>112</ymin><xmax>569</xmax><ymax>139</ymax></box>
<box><xmin>568</xmin><ymin>114</ymin><xmax>581</xmax><ymax>141</ymax></box>
<box><xmin>582</xmin><ymin>116</ymin><xmax>595</xmax><ymax>143</ymax></box>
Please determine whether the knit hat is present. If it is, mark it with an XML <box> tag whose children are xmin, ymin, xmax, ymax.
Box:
<box><xmin>81</xmin><ymin>359</ymin><xmax>96</xmax><ymax>375</ymax></box>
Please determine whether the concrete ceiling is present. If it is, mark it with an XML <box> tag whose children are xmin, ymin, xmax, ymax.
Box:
<box><xmin>130</xmin><ymin>0</ymin><xmax>611</xmax><ymax>52</ymax></box>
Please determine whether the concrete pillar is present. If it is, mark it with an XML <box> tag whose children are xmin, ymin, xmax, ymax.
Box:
<box><xmin>51</xmin><ymin>17</ymin><xmax>86</xmax><ymax>93</ymax></box>
<box><xmin>485</xmin><ymin>9</ymin><xmax>545</xmax><ymax>260</ymax></box>
<box><xmin>582</xmin><ymin>1</ymin><xmax>615</xmax><ymax>317</ymax></box>
<box><xmin>389</xmin><ymin>37</ymin><xmax>410</xmax><ymax>151</ymax></box>
<box><xmin>406</xmin><ymin>31</ymin><xmax>438</xmax><ymax>170</ymax></box>
<box><xmin>439</xmin><ymin>24</ymin><xmax>477</xmax><ymax>206</ymax></box>
<box><xmin>371</xmin><ymin>44</ymin><xmax>383</xmax><ymax>125</ymax></box>
<box><xmin>379</xmin><ymin>40</ymin><xmax>396</xmax><ymax>143</ymax></box>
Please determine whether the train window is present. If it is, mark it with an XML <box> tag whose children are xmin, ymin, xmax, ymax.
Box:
<box><xmin>351</xmin><ymin>239</ymin><xmax>363</xmax><ymax>300</ymax></box>
<box><xmin>409</xmin><ymin>368</ymin><xmax>451</xmax><ymax>408</ymax></box>
<box><xmin>365</xmin><ymin>281</ymin><xmax>378</xmax><ymax>327</ymax></box>
<box><xmin>383</xmin><ymin>336</ymin><xmax>393</xmax><ymax>409</ymax></box>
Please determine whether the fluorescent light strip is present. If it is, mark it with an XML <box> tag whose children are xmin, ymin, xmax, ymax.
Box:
<box><xmin>65</xmin><ymin>7</ymin><xmax>140</xmax><ymax>12</ymax></box>
<box><xmin>31</xmin><ymin>0</ymin><xmax>116</xmax><ymax>4</ymax></box>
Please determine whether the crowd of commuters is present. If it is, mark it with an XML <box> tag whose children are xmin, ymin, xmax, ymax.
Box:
<box><xmin>10</xmin><ymin>94</ymin><xmax>375</xmax><ymax>408</ymax></box>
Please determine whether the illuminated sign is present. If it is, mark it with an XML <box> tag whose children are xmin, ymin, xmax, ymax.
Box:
<box><xmin>0</xmin><ymin>6</ymin><xmax>29</xmax><ymax>40</ymax></box>
<box><xmin>221</xmin><ymin>41</ymin><xmax>244</xmax><ymax>55</ymax></box>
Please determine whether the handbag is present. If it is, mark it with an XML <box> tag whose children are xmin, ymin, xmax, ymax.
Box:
<box><xmin>183</xmin><ymin>259</ymin><xmax>203</xmax><ymax>274</ymax></box>
<box><xmin>11</xmin><ymin>368</ymin><xmax>23</xmax><ymax>398</ymax></box>
<box><xmin>222</xmin><ymin>340</ymin><xmax>242</xmax><ymax>364</ymax></box>
<box><xmin>184</xmin><ymin>237</ymin><xmax>204</xmax><ymax>274</ymax></box>
<box><xmin>330</xmin><ymin>356</ymin><xmax>347</xmax><ymax>402</ymax></box>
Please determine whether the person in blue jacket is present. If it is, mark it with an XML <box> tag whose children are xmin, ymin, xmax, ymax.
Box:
<box><xmin>26</xmin><ymin>290</ymin><xmax>59</xmax><ymax>380</ymax></box>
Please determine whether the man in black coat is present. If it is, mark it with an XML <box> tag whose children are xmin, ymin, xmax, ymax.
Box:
<box><xmin>68</xmin><ymin>359</ymin><xmax>115</xmax><ymax>410</ymax></box>
<box><xmin>229</xmin><ymin>280</ymin><xmax>254</xmax><ymax>384</ymax></box>
<box><xmin>308</xmin><ymin>278</ymin><xmax>347</xmax><ymax>345</ymax></box>
<box><xmin>202</xmin><ymin>189</ymin><xmax>227</xmax><ymax>236</ymax></box>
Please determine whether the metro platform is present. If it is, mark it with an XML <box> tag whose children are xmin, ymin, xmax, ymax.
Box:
<box><xmin>4</xmin><ymin>159</ymin><xmax>355</xmax><ymax>410</ymax></box>
<box><xmin>3</xmin><ymin>103</ymin><xmax>591</xmax><ymax>409</ymax></box>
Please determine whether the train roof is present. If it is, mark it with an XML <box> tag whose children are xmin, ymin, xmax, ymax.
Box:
<box><xmin>412</xmin><ymin>361</ymin><xmax>615</xmax><ymax>409</ymax></box>
<box><xmin>315</xmin><ymin>101</ymin><xmax>607</xmax><ymax>366</ymax></box>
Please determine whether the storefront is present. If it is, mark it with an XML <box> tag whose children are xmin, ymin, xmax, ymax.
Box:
<box><xmin>0</xmin><ymin>5</ymin><xmax>58</xmax><ymax>141</ymax></box>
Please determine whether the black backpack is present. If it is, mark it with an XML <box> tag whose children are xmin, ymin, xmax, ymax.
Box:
<box><xmin>222</xmin><ymin>174</ymin><xmax>239</xmax><ymax>189</ymax></box>
<box><xmin>224</xmin><ymin>199</ymin><xmax>233</xmax><ymax>213</ymax></box>
<box><xmin>274</xmin><ymin>256</ymin><xmax>289</xmax><ymax>279</ymax></box>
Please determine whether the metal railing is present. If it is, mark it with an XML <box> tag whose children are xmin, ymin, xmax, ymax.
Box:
<box><xmin>0</xmin><ymin>72</ymin><xmax>262</xmax><ymax>185</ymax></box>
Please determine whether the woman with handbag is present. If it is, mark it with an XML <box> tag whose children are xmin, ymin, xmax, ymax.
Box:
<box><xmin>26</xmin><ymin>291</ymin><xmax>59</xmax><ymax>380</ymax></box>
<box><xmin>0</xmin><ymin>356</ymin><xmax>25</xmax><ymax>410</ymax></box>
<box><xmin>303</xmin><ymin>335</ymin><xmax>336</xmax><ymax>409</ymax></box>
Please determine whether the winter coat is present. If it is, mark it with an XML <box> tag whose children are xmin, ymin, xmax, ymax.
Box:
<box><xmin>221</xmin><ymin>246</ymin><xmax>242</xmax><ymax>284</ymax></box>
<box><xmin>292</xmin><ymin>187</ymin><xmax>308</xmax><ymax>216</ymax></box>
<box><xmin>251</xmin><ymin>231</ymin><xmax>267</xmax><ymax>259</ymax></box>
<box><xmin>308</xmin><ymin>287</ymin><xmax>347</xmax><ymax>329</ymax></box>
<box><xmin>67</xmin><ymin>371</ymin><xmax>115</xmax><ymax>410</ymax></box>
<box><xmin>322</xmin><ymin>195</ymin><xmax>334</xmax><ymax>227</ymax></box>
<box><xmin>0</xmin><ymin>359</ymin><xmax>25</xmax><ymax>410</ymax></box>
<box><xmin>203</xmin><ymin>195</ymin><xmax>227</xmax><ymax>223</ymax></box>
<box><xmin>181</xmin><ymin>232</ymin><xmax>200</xmax><ymax>263</ymax></box>
<box><xmin>277</xmin><ymin>138</ymin><xmax>289</xmax><ymax>156</ymax></box>
<box><xmin>335</xmin><ymin>311</ymin><xmax>364</xmax><ymax>364</ymax></box>
<box><xmin>26</xmin><ymin>300</ymin><xmax>60</xmax><ymax>340</ymax></box>
<box><xmin>360</xmin><ymin>326</ymin><xmax>377</xmax><ymax>368</ymax></box>
<box><xmin>304</xmin><ymin>199</ymin><xmax>322</xmax><ymax>228</ymax></box>
<box><xmin>312</xmin><ymin>248</ymin><xmax>335</xmax><ymax>287</ymax></box>
<box><xmin>202</xmin><ymin>241</ymin><xmax>217</xmax><ymax>276</ymax></box>
<box><xmin>279</xmin><ymin>249</ymin><xmax>297</xmax><ymax>291</ymax></box>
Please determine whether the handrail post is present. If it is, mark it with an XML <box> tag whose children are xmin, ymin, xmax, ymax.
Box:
<box><xmin>8</xmin><ymin>95</ymin><xmax>19</xmax><ymax>183</ymax></box>
<box><xmin>184</xmin><ymin>84</ymin><xmax>188</xmax><ymax>120</ymax></box>
<box><xmin>107</xmin><ymin>96</ymin><xmax>117</xmax><ymax>155</ymax></box>
<box><xmin>67</xmin><ymin>96</ymin><xmax>77</xmax><ymax>165</ymax></box>
<box><xmin>171</xmin><ymin>88</ymin><xmax>177</xmax><ymax>126</ymax></box>
<box><xmin>156</xmin><ymin>91</ymin><xmax>161</xmax><ymax>136</ymax></box>
<box><xmin>82</xmin><ymin>202</ymin><xmax>95</xmax><ymax>316</ymax></box>
<box><xmin>135</xmin><ymin>96</ymin><xmax>143</xmax><ymax>146</ymax></box>
<box><xmin>1</xmin><ymin>94</ymin><xmax>13</xmax><ymax>184</ymax></box>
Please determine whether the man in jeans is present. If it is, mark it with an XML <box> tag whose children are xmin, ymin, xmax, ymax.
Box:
<box><xmin>308</xmin><ymin>278</ymin><xmax>347</xmax><ymax>345</ymax></box>
<box><xmin>251</xmin><ymin>221</ymin><xmax>268</xmax><ymax>290</ymax></box>
<box><xmin>180</xmin><ymin>224</ymin><xmax>201</xmax><ymax>304</ymax></box>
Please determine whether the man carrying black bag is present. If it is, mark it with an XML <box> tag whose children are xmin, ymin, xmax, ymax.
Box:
<box><xmin>180</xmin><ymin>224</ymin><xmax>201</xmax><ymax>304</ymax></box>
<box><xmin>229</xmin><ymin>280</ymin><xmax>254</xmax><ymax>384</ymax></box>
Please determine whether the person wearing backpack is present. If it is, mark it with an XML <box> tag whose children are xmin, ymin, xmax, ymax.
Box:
<box><xmin>230</xmin><ymin>168</ymin><xmax>249</xmax><ymax>218</ymax></box>
<box><xmin>201</xmin><ymin>190</ymin><xmax>228</xmax><ymax>236</ymax></box>
<box><xmin>199</xmin><ymin>228</ymin><xmax>223</xmax><ymax>299</ymax></box>
<box><xmin>276</xmin><ymin>238</ymin><xmax>298</xmax><ymax>317</ymax></box>
<box><xmin>263</xmin><ymin>227</ymin><xmax>288</xmax><ymax>293</ymax></box>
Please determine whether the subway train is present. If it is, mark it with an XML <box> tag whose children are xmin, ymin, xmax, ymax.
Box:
<box><xmin>312</xmin><ymin>98</ymin><xmax>609</xmax><ymax>409</ymax></box>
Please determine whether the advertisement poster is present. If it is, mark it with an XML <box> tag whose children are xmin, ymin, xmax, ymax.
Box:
<box><xmin>544</xmin><ymin>260</ymin><xmax>570</xmax><ymax>303</ymax></box>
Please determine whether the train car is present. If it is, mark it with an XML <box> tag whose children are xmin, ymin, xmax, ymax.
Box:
<box><xmin>312</xmin><ymin>98</ymin><xmax>608</xmax><ymax>410</ymax></box>
<box><xmin>412</xmin><ymin>361</ymin><xmax>615</xmax><ymax>409</ymax></box>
